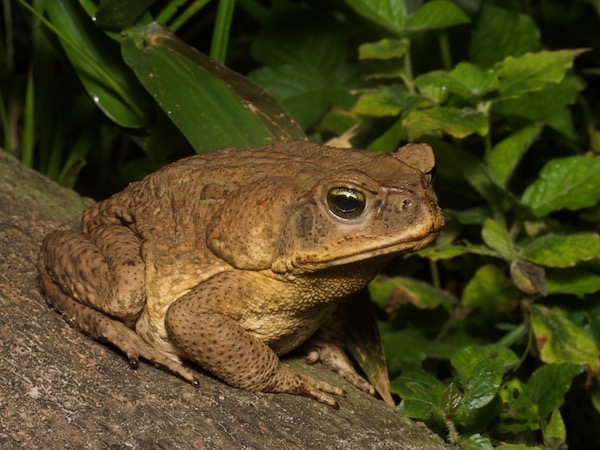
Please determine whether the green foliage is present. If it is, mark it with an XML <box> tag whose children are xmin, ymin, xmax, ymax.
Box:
<box><xmin>2</xmin><ymin>0</ymin><xmax>600</xmax><ymax>447</ymax></box>
<box><xmin>345</xmin><ymin>0</ymin><xmax>599</xmax><ymax>447</ymax></box>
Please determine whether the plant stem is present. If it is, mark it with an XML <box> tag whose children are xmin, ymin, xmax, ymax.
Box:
<box><xmin>496</xmin><ymin>323</ymin><xmax>527</xmax><ymax>348</ymax></box>
<box><xmin>402</xmin><ymin>39</ymin><xmax>415</xmax><ymax>94</ymax></box>
<box><xmin>170</xmin><ymin>0</ymin><xmax>213</xmax><ymax>32</ymax></box>
<box><xmin>156</xmin><ymin>0</ymin><xmax>190</xmax><ymax>25</ymax></box>
<box><xmin>438</xmin><ymin>31</ymin><xmax>452</xmax><ymax>71</ymax></box>
<box><xmin>210</xmin><ymin>0</ymin><xmax>236</xmax><ymax>63</ymax></box>
<box><xmin>430</xmin><ymin>259</ymin><xmax>441</xmax><ymax>290</ymax></box>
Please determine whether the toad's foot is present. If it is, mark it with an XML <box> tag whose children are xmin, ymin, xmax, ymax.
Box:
<box><xmin>305</xmin><ymin>339</ymin><xmax>376</xmax><ymax>397</ymax></box>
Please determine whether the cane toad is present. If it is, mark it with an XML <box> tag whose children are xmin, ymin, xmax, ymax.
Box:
<box><xmin>38</xmin><ymin>140</ymin><xmax>443</xmax><ymax>408</ymax></box>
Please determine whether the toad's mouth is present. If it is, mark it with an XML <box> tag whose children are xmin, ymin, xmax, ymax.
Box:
<box><xmin>286</xmin><ymin>226</ymin><xmax>441</xmax><ymax>273</ymax></box>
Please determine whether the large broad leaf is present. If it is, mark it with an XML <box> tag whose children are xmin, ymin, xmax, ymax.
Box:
<box><xmin>391</xmin><ymin>366</ymin><xmax>446</xmax><ymax>420</ymax></box>
<box><xmin>496</xmin><ymin>49</ymin><xmax>587</xmax><ymax>99</ymax></box>
<box><xmin>530</xmin><ymin>305</ymin><xmax>600</xmax><ymax>371</ymax></box>
<box><xmin>404</xmin><ymin>106</ymin><xmax>489</xmax><ymax>140</ymax></box>
<box><xmin>469</xmin><ymin>5</ymin><xmax>541</xmax><ymax>67</ymax></box>
<box><xmin>545</xmin><ymin>268</ymin><xmax>600</xmax><ymax>297</ymax></box>
<box><xmin>415</xmin><ymin>63</ymin><xmax>498</xmax><ymax>101</ymax></box>
<box><xmin>462</xmin><ymin>265</ymin><xmax>518</xmax><ymax>313</ymax></box>
<box><xmin>358</xmin><ymin>38</ymin><xmax>408</xmax><ymax>60</ymax></box>
<box><xmin>521</xmin><ymin>155</ymin><xmax>600</xmax><ymax>216</ymax></box>
<box><xmin>353</xmin><ymin>86</ymin><xmax>430</xmax><ymax>117</ymax></box>
<box><xmin>510</xmin><ymin>363</ymin><xmax>583</xmax><ymax>420</ymax></box>
<box><xmin>368</xmin><ymin>275</ymin><xmax>457</xmax><ymax>310</ymax></box>
<box><xmin>481</xmin><ymin>219</ymin><xmax>517</xmax><ymax>259</ymax></box>
<box><xmin>488</xmin><ymin>123</ymin><xmax>544</xmax><ymax>186</ymax></box>
<box><xmin>122</xmin><ymin>23</ymin><xmax>305</xmax><ymax>152</ymax></box>
<box><xmin>344</xmin><ymin>0</ymin><xmax>408</xmax><ymax>34</ymax></box>
<box><xmin>451</xmin><ymin>345</ymin><xmax>518</xmax><ymax>425</ymax></box>
<box><xmin>249</xmin><ymin>13</ymin><xmax>359</xmax><ymax>128</ymax></box>
<box><xmin>45</xmin><ymin>0</ymin><xmax>153</xmax><ymax>128</ymax></box>
<box><xmin>521</xmin><ymin>233</ymin><xmax>600</xmax><ymax>268</ymax></box>
<box><xmin>491</xmin><ymin>76</ymin><xmax>580</xmax><ymax>137</ymax></box>
<box><xmin>404</xmin><ymin>1</ymin><xmax>470</xmax><ymax>33</ymax></box>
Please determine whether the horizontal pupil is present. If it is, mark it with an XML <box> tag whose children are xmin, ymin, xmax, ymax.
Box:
<box><xmin>335</xmin><ymin>194</ymin><xmax>359</xmax><ymax>211</ymax></box>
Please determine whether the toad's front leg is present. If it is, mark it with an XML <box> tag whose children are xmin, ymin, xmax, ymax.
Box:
<box><xmin>164</xmin><ymin>273</ymin><xmax>345</xmax><ymax>408</ymax></box>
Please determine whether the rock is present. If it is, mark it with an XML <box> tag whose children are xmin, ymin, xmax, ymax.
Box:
<box><xmin>0</xmin><ymin>150</ymin><xmax>454</xmax><ymax>450</ymax></box>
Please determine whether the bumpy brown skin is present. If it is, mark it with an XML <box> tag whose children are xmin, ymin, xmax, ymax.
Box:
<box><xmin>38</xmin><ymin>140</ymin><xmax>443</xmax><ymax>408</ymax></box>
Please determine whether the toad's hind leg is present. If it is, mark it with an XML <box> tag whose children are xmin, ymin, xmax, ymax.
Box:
<box><xmin>37</xmin><ymin>227</ymin><xmax>197</xmax><ymax>384</ymax></box>
<box><xmin>165</xmin><ymin>276</ymin><xmax>345</xmax><ymax>408</ymax></box>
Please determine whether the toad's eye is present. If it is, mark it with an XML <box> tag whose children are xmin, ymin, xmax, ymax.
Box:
<box><xmin>327</xmin><ymin>187</ymin><xmax>366</xmax><ymax>219</ymax></box>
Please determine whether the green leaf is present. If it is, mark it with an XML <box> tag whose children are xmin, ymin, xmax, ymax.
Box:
<box><xmin>392</xmin><ymin>366</ymin><xmax>445</xmax><ymax>420</ymax></box>
<box><xmin>530</xmin><ymin>305</ymin><xmax>600</xmax><ymax>371</ymax></box>
<box><xmin>353</xmin><ymin>85</ymin><xmax>413</xmax><ymax>117</ymax></box>
<box><xmin>462</xmin><ymin>434</ymin><xmax>494</xmax><ymax>450</ymax></box>
<box><xmin>488</xmin><ymin>123</ymin><xmax>544</xmax><ymax>186</ymax></box>
<box><xmin>521</xmin><ymin>155</ymin><xmax>600</xmax><ymax>216</ymax></box>
<box><xmin>122</xmin><ymin>23</ymin><xmax>305</xmax><ymax>152</ymax></box>
<box><xmin>481</xmin><ymin>219</ymin><xmax>516</xmax><ymax>259</ymax></box>
<box><xmin>496</xmin><ymin>445</ymin><xmax>542</xmax><ymax>450</ymax></box>
<box><xmin>414</xmin><ymin>71</ymin><xmax>451</xmax><ymax>103</ymax></box>
<box><xmin>368</xmin><ymin>276</ymin><xmax>456</xmax><ymax>310</ymax></box>
<box><xmin>496</xmin><ymin>49</ymin><xmax>587</xmax><ymax>99</ymax></box>
<box><xmin>390</xmin><ymin>365</ymin><xmax>444</xmax><ymax>396</ymax></box>
<box><xmin>249</xmin><ymin>14</ymin><xmax>358</xmax><ymax>127</ymax></box>
<box><xmin>358</xmin><ymin>38</ymin><xmax>408</xmax><ymax>60</ymax></box>
<box><xmin>381</xmin><ymin>328</ymin><xmax>430</xmax><ymax>367</ymax></box>
<box><xmin>404</xmin><ymin>106</ymin><xmax>489</xmax><ymax>139</ymax></box>
<box><xmin>44</xmin><ymin>0</ymin><xmax>152</xmax><ymax>128</ymax></box>
<box><xmin>521</xmin><ymin>233</ymin><xmax>600</xmax><ymax>268</ymax></box>
<box><xmin>469</xmin><ymin>5</ymin><xmax>541</xmax><ymax>67</ymax></box>
<box><xmin>95</xmin><ymin>0</ymin><xmax>156</xmax><ymax>29</ymax></box>
<box><xmin>462</xmin><ymin>265</ymin><xmax>518</xmax><ymax>313</ymax></box>
<box><xmin>418</xmin><ymin>244</ymin><xmax>471</xmax><ymax>261</ymax></box>
<box><xmin>432</xmin><ymin>140</ymin><xmax>501</xmax><ymax>207</ymax></box>
<box><xmin>449</xmin><ymin>62</ymin><xmax>499</xmax><ymax>97</ymax></box>
<box><xmin>511</xmin><ymin>363</ymin><xmax>584</xmax><ymax>418</ymax></box>
<box><xmin>415</xmin><ymin>63</ymin><xmax>499</xmax><ymax>102</ymax></box>
<box><xmin>250</xmin><ymin>65</ymin><xmax>330</xmax><ymax>127</ymax></box>
<box><xmin>344</xmin><ymin>0</ymin><xmax>407</xmax><ymax>34</ymax></box>
<box><xmin>545</xmin><ymin>268</ymin><xmax>600</xmax><ymax>296</ymax></box>
<box><xmin>451</xmin><ymin>345</ymin><xmax>519</xmax><ymax>383</ymax></box>
<box><xmin>491</xmin><ymin>76</ymin><xmax>580</xmax><ymax>131</ymax></box>
<box><xmin>441</xmin><ymin>383</ymin><xmax>462</xmax><ymax>416</ymax></box>
<box><xmin>458</xmin><ymin>359</ymin><xmax>504</xmax><ymax>410</ymax></box>
<box><xmin>543</xmin><ymin>409</ymin><xmax>566</xmax><ymax>448</ymax></box>
<box><xmin>251</xmin><ymin>13</ymin><xmax>347</xmax><ymax>70</ymax></box>
<box><xmin>451</xmin><ymin>345</ymin><xmax>518</xmax><ymax>422</ymax></box>
<box><xmin>405</xmin><ymin>0</ymin><xmax>470</xmax><ymax>33</ymax></box>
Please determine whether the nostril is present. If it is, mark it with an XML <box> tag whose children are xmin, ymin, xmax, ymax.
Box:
<box><xmin>395</xmin><ymin>199</ymin><xmax>412</xmax><ymax>213</ymax></box>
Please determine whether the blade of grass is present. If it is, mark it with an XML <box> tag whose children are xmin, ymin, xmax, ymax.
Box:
<box><xmin>210</xmin><ymin>0</ymin><xmax>235</xmax><ymax>62</ymax></box>
<box><xmin>155</xmin><ymin>0</ymin><xmax>190</xmax><ymax>25</ymax></box>
<box><xmin>57</xmin><ymin>128</ymin><xmax>93</xmax><ymax>187</ymax></box>
<box><xmin>170</xmin><ymin>0</ymin><xmax>212</xmax><ymax>32</ymax></box>
<box><xmin>237</xmin><ymin>0</ymin><xmax>269</xmax><ymax>24</ymax></box>
<box><xmin>18</xmin><ymin>0</ymin><xmax>149</xmax><ymax>128</ymax></box>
